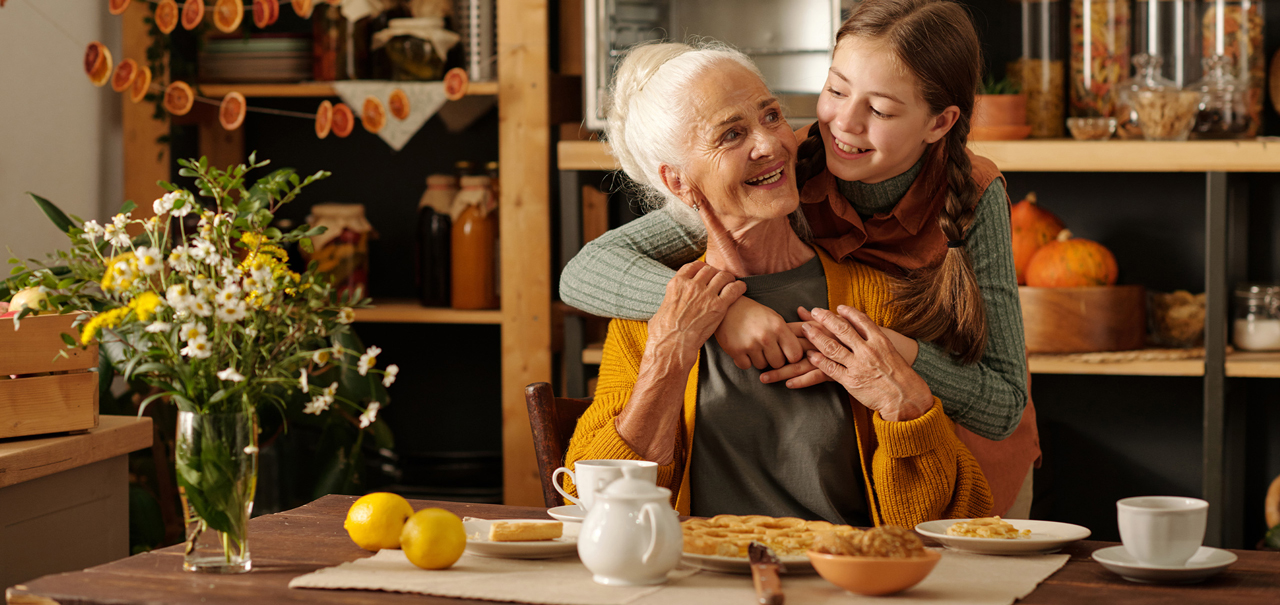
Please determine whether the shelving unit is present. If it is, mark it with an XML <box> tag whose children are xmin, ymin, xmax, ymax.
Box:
<box><xmin>556</xmin><ymin>137</ymin><xmax>1273</xmax><ymax>547</ymax></box>
<box><xmin>118</xmin><ymin>0</ymin><xmax>551</xmax><ymax>507</ymax></box>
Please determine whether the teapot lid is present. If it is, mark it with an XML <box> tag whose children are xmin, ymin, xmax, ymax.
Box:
<box><xmin>600</xmin><ymin>466</ymin><xmax>670</xmax><ymax>500</ymax></box>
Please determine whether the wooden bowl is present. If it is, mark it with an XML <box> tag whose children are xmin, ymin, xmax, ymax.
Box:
<box><xmin>807</xmin><ymin>549</ymin><xmax>941</xmax><ymax>596</ymax></box>
<box><xmin>1019</xmin><ymin>285</ymin><xmax>1146</xmax><ymax>354</ymax></box>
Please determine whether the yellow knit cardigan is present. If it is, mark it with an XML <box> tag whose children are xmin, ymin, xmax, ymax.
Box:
<box><xmin>563</xmin><ymin>247</ymin><xmax>993</xmax><ymax>526</ymax></box>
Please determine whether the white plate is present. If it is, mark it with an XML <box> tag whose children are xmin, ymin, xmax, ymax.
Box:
<box><xmin>1091</xmin><ymin>545</ymin><xmax>1236</xmax><ymax>584</ymax></box>
<box><xmin>547</xmin><ymin>504</ymin><xmax>587</xmax><ymax>523</ymax></box>
<box><xmin>914</xmin><ymin>519</ymin><xmax>1091</xmax><ymax>555</ymax></box>
<box><xmin>680</xmin><ymin>552</ymin><xmax>815</xmax><ymax>575</ymax></box>
<box><xmin>462</xmin><ymin>518</ymin><xmax>579</xmax><ymax>559</ymax></box>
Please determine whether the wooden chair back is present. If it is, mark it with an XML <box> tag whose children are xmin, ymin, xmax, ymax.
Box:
<box><xmin>524</xmin><ymin>382</ymin><xmax>593</xmax><ymax>508</ymax></box>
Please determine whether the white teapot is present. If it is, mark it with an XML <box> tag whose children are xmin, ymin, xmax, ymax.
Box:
<box><xmin>577</xmin><ymin>465</ymin><xmax>683</xmax><ymax>585</ymax></box>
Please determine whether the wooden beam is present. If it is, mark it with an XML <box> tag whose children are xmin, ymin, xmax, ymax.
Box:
<box><xmin>121</xmin><ymin>2</ymin><xmax>168</xmax><ymax>221</ymax></box>
<box><xmin>498</xmin><ymin>0</ymin><xmax>552</xmax><ymax>507</ymax></box>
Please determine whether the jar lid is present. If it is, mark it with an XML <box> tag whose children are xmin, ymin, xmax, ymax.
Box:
<box><xmin>309</xmin><ymin>203</ymin><xmax>367</xmax><ymax>218</ymax></box>
<box><xmin>426</xmin><ymin>174</ymin><xmax>457</xmax><ymax>187</ymax></box>
<box><xmin>459</xmin><ymin>175</ymin><xmax>491</xmax><ymax>188</ymax></box>
<box><xmin>1235</xmin><ymin>283</ymin><xmax>1280</xmax><ymax>298</ymax></box>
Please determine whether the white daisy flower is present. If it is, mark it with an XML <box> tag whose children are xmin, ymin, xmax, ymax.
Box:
<box><xmin>322</xmin><ymin>383</ymin><xmax>339</xmax><ymax>399</ymax></box>
<box><xmin>358</xmin><ymin>402</ymin><xmax>380</xmax><ymax>428</ymax></box>
<box><xmin>337</xmin><ymin>307</ymin><xmax>355</xmax><ymax>324</ymax></box>
<box><xmin>191</xmin><ymin>274</ymin><xmax>214</xmax><ymax>294</ymax></box>
<box><xmin>215</xmin><ymin>284</ymin><xmax>241</xmax><ymax>306</ymax></box>
<box><xmin>179</xmin><ymin>321</ymin><xmax>207</xmax><ymax>341</ymax></box>
<box><xmin>166</xmin><ymin>284</ymin><xmax>193</xmax><ymax>311</ymax></box>
<box><xmin>181</xmin><ymin>335</ymin><xmax>212</xmax><ymax>359</ymax></box>
<box><xmin>312</xmin><ymin>349</ymin><xmax>331</xmax><ymax>365</ymax></box>
<box><xmin>216</xmin><ymin>367</ymin><xmax>245</xmax><ymax>382</ymax></box>
<box><xmin>135</xmin><ymin>246</ymin><xmax>163</xmax><ymax>275</ymax></box>
<box><xmin>299</xmin><ymin>369</ymin><xmax>309</xmax><ymax>393</ymax></box>
<box><xmin>153</xmin><ymin>195</ymin><xmax>172</xmax><ymax>216</ymax></box>
<box><xmin>243</xmin><ymin>445</ymin><xmax>259</xmax><ymax>455</ymax></box>
<box><xmin>303</xmin><ymin>396</ymin><xmax>331</xmax><ymax>415</ymax></box>
<box><xmin>103</xmin><ymin>224</ymin><xmax>131</xmax><ymax>248</ymax></box>
<box><xmin>357</xmin><ymin>346</ymin><xmax>381</xmax><ymax>376</ymax></box>
<box><xmin>145</xmin><ymin>321</ymin><xmax>172</xmax><ymax>334</ymax></box>
<box><xmin>111</xmin><ymin>212</ymin><xmax>131</xmax><ymax>230</ymax></box>
<box><xmin>189</xmin><ymin>297</ymin><xmax>214</xmax><ymax>318</ymax></box>
<box><xmin>112</xmin><ymin>260</ymin><xmax>135</xmax><ymax>284</ymax></box>
<box><xmin>81</xmin><ymin>220</ymin><xmax>103</xmax><ymax>242</ymax></box>
<box><xmin>188</xmin><ymin>240</ymin><xmax>214</xmax><ymax>261</ymax></box>
<box><xmin>220</xmin><ymin>300</ymin><xmax>248</xmax><ymax>322</ymax></box>
<box><xmin>168</xmin><ymin>191</ymin><xmax>195</xmax><ymax>217</ymax></box>
<box><xmin>168</xmin><ymin>246</ymin><xmax>195</xmax><ymax>273</ymax></box>
<box><xmin>244</xmin><ymin>326</ymin><xmax>258</xmax><ymax>337</ymax></box>
<box><xmin>382</xmin><ymin>364</ymin><xmax>399</xmax><ymax>388</ymax></box>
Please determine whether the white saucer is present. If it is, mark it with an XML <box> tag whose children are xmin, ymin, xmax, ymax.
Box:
<box><xmin>462</xmin><ymin>518</ymin><xmax>579</xmax><ymax>559</ymax></box>
<box><xmin>915</xmin><ymin>519</ymin><xmax>1091</xmax><ymax>555</ymax></box>
<box><xmin>1091</xmin><ymin>545</ymin><xmax>1237</xmax><ymax>584</ymax></box>
<box><xmin>547</xmin><ymin>504</ymin><xmax>587</xmax><ymax>523</ymax></box>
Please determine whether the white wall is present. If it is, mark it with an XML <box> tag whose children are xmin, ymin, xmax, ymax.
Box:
<box><xmin>0</xmin><ymin>0</ymin><xmax>123</xmax><ymax>264</ymax></box>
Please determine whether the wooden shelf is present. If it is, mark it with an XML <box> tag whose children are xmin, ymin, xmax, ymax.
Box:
<box><xmin>558</xmin><ymin>139</ymin><xmax>1280</xmax><ymax>173</ymax></box>
<box><xmin>0</xmin><ymin>416</ymin><xmax>152</xmax><ymax>489</ymax></box>
<box><xmin>196</xmin><ymin>80</ymin><xmax>500</xmax><ymax>98</ymax></box>
<box><xmin>1225</xmin><ymin>351</ymin><xmax>1280</xmax><ymax>377</ymax></box>
<box><xmin>583</xmin><ymin>342</ymin><xmax>603</xmax><ymax>365</ymax></box>
<box><xmin>1028</xmin><ymin>353</ymin><xmax>1205</xmax><ymax>376</ymax></box>
<box><xmin>353</xmin><ymin>299</ymin><xmax>502</xmax><ymax>324</ymax></box>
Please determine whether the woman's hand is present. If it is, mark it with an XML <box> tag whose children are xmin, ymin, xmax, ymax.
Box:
<box><xmin>714</xmin><ymin>297</ymin><xmax>806</xmax><ymax>370</ymax></box>
<box><xmin>761</xmin><ymin>307</ymin><xmax>921</xmax><ymax>388</ymax></box>
<box><xmin>647</xmin><ymin>261</ymin><xmax>747</xmax><ymax>365</ymax></box>
<box><xmin>799</xmin><ymin>305</ymin><xmax>934</xmax><ymax>421</ymax></box>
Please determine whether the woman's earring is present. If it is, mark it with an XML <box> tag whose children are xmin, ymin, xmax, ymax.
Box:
<box><xmin>692</xmin><ymin>200</ymin><xmax>700</xmax><ymax>212</ymax></box>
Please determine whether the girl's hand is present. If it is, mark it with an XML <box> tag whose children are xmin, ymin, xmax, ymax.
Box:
<box><xmin>714</xmin><ymin>297</ymin><xmax>806</xmax><ymax>370</ymax></box>
<box><xmin>761</xmin><ymin>307</ymin><xmax>918</xmax><ymax>388</ymax></box>
<box><xmin>647</xmin><ymin>261</ymin><xmax>746</xmax><ymax>363</ymax></box>
<box><xmin>800</xmin><ymin>305</ymin><xmax>934</xmax><ymax>421</ymax></box>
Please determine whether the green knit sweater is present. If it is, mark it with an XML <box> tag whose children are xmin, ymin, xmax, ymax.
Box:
<box><xmin>558</xmin><ymin>163</ymin><xmax>1029</xmax><ymax>440</ymax></box>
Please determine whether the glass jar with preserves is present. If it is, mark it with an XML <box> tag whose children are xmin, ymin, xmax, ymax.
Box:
<box><xmin>1115</xmin><ymin>53</ymin><xmax>1172</xmax><ymax>139</ymax></box>
<box><xmin>372</xmin><ymin>18</ymin><xmax>460</xmax><ymax>81</ymax></box>
<box><xmin>417</xmin><ymin>174</ymin><xmax>457</xmax><ymax>307</ymax></box>
<box><xmin>1200</xmin><ymin>0</ymin><xmax>1264</xmax><ymax>135</ymax></box>
<box><xmin>450</xmin><ymin>175</ymin><xmax>498</xmax><ymax>310</ymax></box>
<box><xmin>305</xmin><ymin>203</ymin><xmax>375</xmax><ymax>300</ymax></box>
<box><xmin>1190</xmin><ymin>55</ymin><xmax>1252</xmax><ymax>139</ymax></box>
<box><xmin>1131</xmin><ymin>64</ymin><xmax>1201</xmax><ymax>141</ymax></box>
<box><xmin>313</xmin><ymin>3</ymin><xmax>349</xmax><ymax>81</ymax></box>
<box><xmin>1234</xmin><ymin>283</ymin><xmax>1280</xmax><ymax>351</ymax></box>
<box><xmin>1069</xmin><ymin>0</ymin><xmax>1131</xmax><ymax>117</ymax></box>
<box><xmin>1008</xmin><ymin>0</ymin><xmax>1065</xmax><ymax>137</ymax></box>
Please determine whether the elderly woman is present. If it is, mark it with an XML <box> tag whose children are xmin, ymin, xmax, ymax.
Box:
<box><xmin>563</xmin><ymin>42</ymin><xmax>991</xmax><ymax>527</ymax></box>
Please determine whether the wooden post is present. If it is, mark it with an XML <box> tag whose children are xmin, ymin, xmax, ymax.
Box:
<box><xmin>121</xmin><ymin>2</ymin><xmax>168</xmax><ymax>221</ymax></box>
<box><xmin>498</xmin><ymin>0</ymin><xmax>552</xmax><ymax>506</ymax></box>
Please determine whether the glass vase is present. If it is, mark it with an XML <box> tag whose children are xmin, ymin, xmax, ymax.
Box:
<box><xmin>176</xmin><ymin>410</ymin><xmax>258</xmax><ymax>574</ymax></box>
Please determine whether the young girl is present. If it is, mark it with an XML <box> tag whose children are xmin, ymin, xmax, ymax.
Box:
<box><xmin>560</xmin><ymin>0</ymin><xmax>1038</xmax><ymax>517</ymax></box>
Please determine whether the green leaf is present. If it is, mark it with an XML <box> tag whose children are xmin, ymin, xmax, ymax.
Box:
<box><xmin>371</xmin><ymin>418</ymin><xmax>395</xmax><ymax>450</ymax></box>
<box><xmin>120</xmin><ymin>200</ymin><xmax>138</xmax><ymax>214</ymax></box>
<box><xmin>28</xmin><ymin>193</ymin><xmax>75</xmax><ymax>233</ymax></box>
<box><xmin>60</xmin><ymin>332</ymin><xmax>76</xmax><ymax>347</ymax></box>
<box><xmin>178</xmin><ymin>168</ymin><xmax>198</xmax><ymax>178</ymax></box>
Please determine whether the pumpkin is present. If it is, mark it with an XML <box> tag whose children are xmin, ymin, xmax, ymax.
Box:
<box><xmin>1025</xmin><ymin>229</ymin><xmax>1118</xmax><ymax>287</ymax></box>
<box><xmin>1010</xmin><ymin>192</ymin><xmax>1065</xmax><ymax>285</ymax></box>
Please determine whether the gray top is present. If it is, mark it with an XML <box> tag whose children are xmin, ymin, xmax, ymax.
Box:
<box><xmin>690</xmin><ymin>255</ymin><xmax>870</xmax><ymax>525</ymax></box>
<box><xmin>559</xmin><ymin>168</ymin><xmax>1028</xmax><ymax>440</ymax></box>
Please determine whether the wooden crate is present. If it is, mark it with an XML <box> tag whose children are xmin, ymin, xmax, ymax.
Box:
<box><xmin>0</xmin><ymin>314</ymin><xmax>99</xmax><ymax>439</ymax></box>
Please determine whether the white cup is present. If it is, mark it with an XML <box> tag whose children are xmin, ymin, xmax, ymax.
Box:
<box><xmin>553</xmin><ymin>459</ymin><xmax>657</xmax><ymax>511</ymax></box>
<box><xmin>1117</xmin><ymin>496</ymin><xmax>1208</xmax><ymax>567</ymax></box>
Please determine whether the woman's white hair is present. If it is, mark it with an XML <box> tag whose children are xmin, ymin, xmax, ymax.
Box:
<box><xmin>605</xmin><ymin>40</ymin><xmax>811</xmax><ymax>241</ymax></box>
<box><xmin>605</xmin><ymin>41</ymin><xmax>760</xmax><ymax>222</ymax></box>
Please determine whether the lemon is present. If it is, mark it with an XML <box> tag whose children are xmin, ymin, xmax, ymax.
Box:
<box><xmin>400</xmin><ymin>507</ymin><xmax>467</xmax><ymax>570</ymax></box>
<box><xmin>344</xmin><ymin>492</ymin><xmax>415</xmax><ymax>551</ymax></box>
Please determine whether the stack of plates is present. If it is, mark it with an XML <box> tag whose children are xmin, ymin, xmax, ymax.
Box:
<box><xmin>199</xmin><ymin>35</ymin><xmax>312</xmax><ymax>83</ymax></box>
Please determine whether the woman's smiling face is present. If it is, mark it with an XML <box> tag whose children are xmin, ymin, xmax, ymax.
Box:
<box><xmin>816</xmin><ymin>37</ymin><xmax>954</xmax><ymax>184</ymax></box>
<box><xmin>664</xmin><ymin>60</ymin><xmax>799</xmax><ymax>226</ymax></box>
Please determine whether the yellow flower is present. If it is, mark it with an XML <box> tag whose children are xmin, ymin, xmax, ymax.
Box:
<box><xmin>100</xmin><ymin>252</ymin><xmax>138</xmax><ymax>293</ymax></box>
<box><xmin>241</xmin><ymin>232</ymin><xmax>266</xmax><ymax>249</ymax></box>
<box><xmin>128</xmin><ymin>292</ymin><xmax>162</xmax><ymax>322</ymax></box>
<box><xmin>80</xmin><ymin>307</ymin><xmax>129</xmax><ymax>345</ymax></box>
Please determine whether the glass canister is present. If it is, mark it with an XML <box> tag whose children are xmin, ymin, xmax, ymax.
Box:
<box><xmin>1115</xmin><ymin>53</ymin><xmax>1176</xmax><ymax>139</ymax></box>
<box><xmin>1069</xmin><ymin>0</ymin><xmax>1131</xmax><ymax>117</ymax></box>
<box><xmin>306</xmin><ymin>203</ymin><xmax>375</xmax><ymax>300</ymax></box>
<box><xmin>372</xmin><ymin>18</ymin><xmax>460</xmax><ymax>81</ymax></box>
<box><xmin>450</xmin><ymin>175</ymin><xmax>499</xmax><ymax>310</ymax></box>
<box><xmin>1200</xmin><ymin>0</ymin><xmax>1264</xmax><ymax>135</ymax></box>
<box><xmin>1007</xmin><ymin>0</ymin><xmax>1065</xmax><ymax>137</ymax></box>
<box><xmin>1190</xmin><ymin>55</ymin><xmax>1253</xmax><ymax>139</ymax></box>
<box><xmin>417</xmin><ymin>174</ymin><xmax>457</xmax><ymax>307</ymax></box>
<box><xmin>1134</xmin><ymin>0</ymin><xmax>1200</xmax><ymax>89</ymax></box>
<box><xmin>313</xmin><ymin>3</ymin><xmax>349</xmax><ymax>81</ymax></box>
<box><xmin>1124</xmin><ymin>54</ymin><xmax>1200</xmax><ymax>141</ymax></box>
<box><xmin>1234</xmin><ymin>283</ymin><xmax>1280</xmax><ymax>351</ymax></box>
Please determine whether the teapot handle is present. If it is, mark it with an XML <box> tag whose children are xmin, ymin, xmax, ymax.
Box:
<box><xmin>640</xmin><ymin>502</ymin><xmax>662</xmax><ymax>565</ymax></box>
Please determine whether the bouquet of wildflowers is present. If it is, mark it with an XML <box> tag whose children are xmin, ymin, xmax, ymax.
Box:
<box><xmin>5</xmin><ymin>154</ymin><xmax>396</xmax><ymax>565</ymax></box>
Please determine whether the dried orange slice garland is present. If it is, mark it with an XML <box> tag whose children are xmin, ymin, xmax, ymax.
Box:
<box><xmin>220</xmin><ymin>92</ymin><xmax>247</xmax><ymax>130</ymax></box>
<box><xmin>164</xmin><ymin>81</ymin><xmax>195</xmax><ymax>116</ymax></box>
<box><xmin>388</xmin><ymin>89</ymin><xmax>410</xmax><ymax>120</ymax></box>
<box><xmin>362</xmin><ymin>97</ymin><xmax>387</xmax><ymax>134</ymax></box>
<box><xmin>315</xmin><ymin>100</ymin><xmax>334</xmax><ymax>139</ymax></box>
<box><xmin>292</xmin><ymin>0</ymin><xmax>314</xmax><ymax>19</ymax></box>
<box><xmin>84</xmin><ymin>41</ymin><xmax>113</xmax><ymax>87</ymax></box>
<box><xmin>253</xmin><ymin>0</ymin><xmax>280</xmax><ymax>28</ymax></box>
<box><xmin>213</xmin><ymin>0</ymin><xmax>244</xmax><ymax>33</ymax></box>
<box><xmin>155</xmin><ymin>0</ymin><xmax>179</xmax><ymax>34</ymax></box>
<box><xmin>443</xmin><ymin>67</ymin><xmax>469</xmax><ymax>101</ymax></box>
<box><xmin>108</xmin><ymin>0</ymin><xmax>131</xmax><ymax>16</ymax></box>
<box><xmin>110</xmin><ymin>58</ymin><xmax>138</xmax><ymax>93</ymax></box>
<box><xmin>181</xmin><ymin>0</ymin><xmax>204</xmax><ymax>31</ymax></box>
<box><xmin>331</xmin><ymin>102</ymin><xmax>354</xmax><ymax>138</ymax></box>
<box><xmin>129</xmin><ymin>65</ymin><xmax>152</xmax><ymax>103</ymax></box>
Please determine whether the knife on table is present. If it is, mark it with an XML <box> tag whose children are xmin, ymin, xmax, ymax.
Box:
<box><xmin>748</xmin><ymin>541</ymin><xmax>785</xmax><ymax>605</ymax></box>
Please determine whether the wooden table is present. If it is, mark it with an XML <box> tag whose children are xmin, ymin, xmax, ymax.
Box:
<box><xmin>8</xmin><ymin>495</ymin><xmax>1280</xmax><ymax>604</ymax></box>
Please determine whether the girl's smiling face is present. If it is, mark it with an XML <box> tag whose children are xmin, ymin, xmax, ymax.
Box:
<box><xmin>815</xmin><ymin>37</ymin><xmax>958</xmax><ymax>184</ymax></box>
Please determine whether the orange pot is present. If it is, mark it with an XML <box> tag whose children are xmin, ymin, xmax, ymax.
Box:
<box><xmin>972</xmin><ymin>94</ymin><xmax>1031</xmax><ymax>140</ymax></box>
